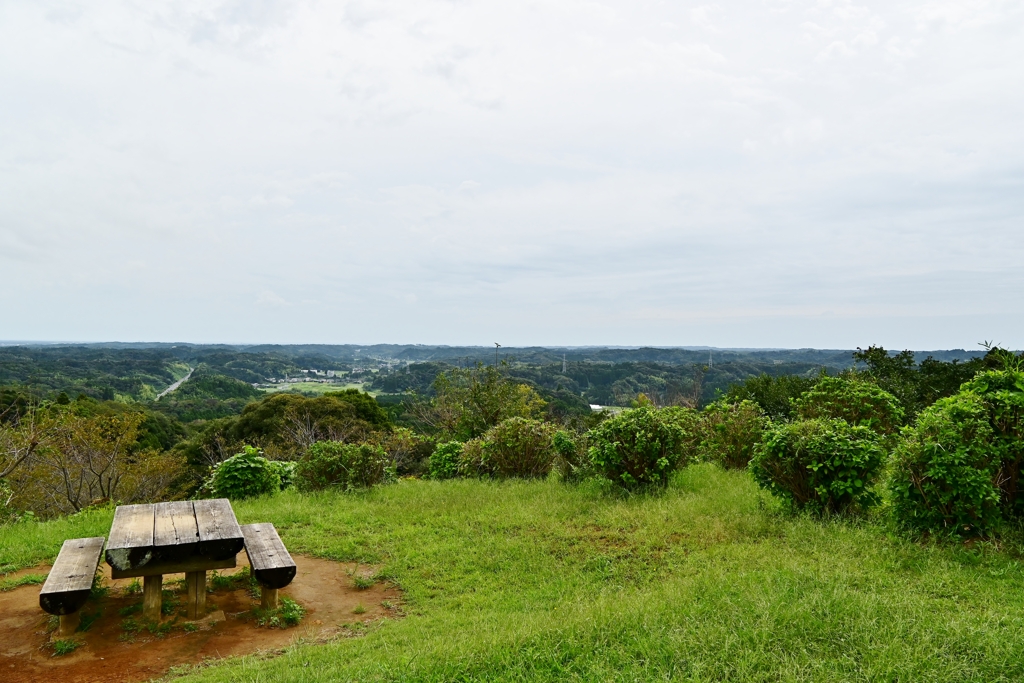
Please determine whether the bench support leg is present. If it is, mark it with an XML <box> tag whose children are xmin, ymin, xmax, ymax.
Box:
<box><xmin>261</xmin><ymin>587</ymin><xmax>279</xmax><ymax>611</ymax></box>
<box><xmin>143</xmin><ymin>574</ymin><xmax>162</xmax><ymax>622</ymax></box>
<box><xmin>186</xmin><ymin>570</ymin><xmax>206</xmax><ymax>620</ymax></box>
<box><xmin>58</xmin><ymin>612</ymin><xmax>80</xmax><ymax>637</ymax></box>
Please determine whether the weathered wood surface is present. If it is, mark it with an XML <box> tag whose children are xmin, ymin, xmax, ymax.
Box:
<box><xmin>106</xmin><ymin>504</ymin><xmax>155</xmax><ymax>571</ymax></box>
<box><xmin>194</xmin><ymin>498</ymin><xmax>244</xmax><ymax>560</ymax></box>
<box><xmin>186</xmin><ymin>570</ymin><xmax>207</xmax><ymax>619</ymax></box>
<box><xmin>241</xmin><ymin>523</ymin><xmax>296</xmax><ymax>589</ymax></box>
<box><xmin>143</xmin><ymin>574</ymin><xmax>162</xmax><ymax>622</ymax></box>
<box><xmin>111</xmin><ymin>555</ymin><xmax>235</xmax><ymax>579</ymax></box>
<box><xmin>153</xmin><ymin>501</ymin><xmax>200</xmax><ymax>562</ymax></box>
<box><xmin>39</xmin><ymin>537</ymin><xmax>105</xmax><ymax>616</ymax></box>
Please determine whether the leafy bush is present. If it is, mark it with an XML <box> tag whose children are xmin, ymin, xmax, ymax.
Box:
<box><xmin>372</xmin><ymin>427</ymin><xmax>434</xmax><ymax>476</ymax></box>
<box><xmin>456</xmin><ymin>439</ymin><xmax>488</xmax><ymax>478</ymax></box>
<box><xmin>889</xmin><ymin>393</ymin><xmax>1001</xmax><ymax>536</ymax></box>
<box><xmin>476</xmin><ymin>417</ymin><xmax>556</xmax><ymax>479</ymax></box>
<box><xmin>206</xmin><ymin>446</ymin><xmax>281</xmax><ymax>500</ymax></box>
<box><xmin>698</xmin><ymin>400</ymin><xmax>766</xmax><ymax>469</ymax></box>
<box><xmin>794</xmin><ymin>376</ymin><xmax>904</xmax><ymax>435</ymax></box>
<box><xmin>429</xmin><ymin>441</ymin><xmax>464</xmax><ymax>480</ymax></box>
<box><xmin>295</xmin><ymin>441</ymin><xmax>393</xmax><ymax>491</ymax></box>
<box><xmin>268</xmin><ymin>460</ymin><xmax>297</xmax><ymax>490</ymax></box>
<box><xmin>586</xmin><ymin>406</ymin><xmax>690</xmax><ymax>490</ymax></box>
<box><xmin>553</xmin><ymin>430</ymin><xmax>592</xmax><ymax>482</ymax></box>
<box><xmin>889</xmin><ymin>369</ymin><xmax>1024</xmax><ymax>536</ymax></box>
<box><xmin>749</xmin><ymin>418</ymin><xmax>883</xmax><ymax>514</ymax></box>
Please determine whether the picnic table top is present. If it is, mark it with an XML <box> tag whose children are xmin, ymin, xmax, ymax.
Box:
<box><xmin>105</xmin><ymin>498</ymin><xmax>244</xmax><ymax>573</ymax></box>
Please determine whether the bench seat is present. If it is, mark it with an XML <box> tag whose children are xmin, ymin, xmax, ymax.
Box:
<box><xmin>40</xmin><ymin>536</ymin><xmax>105</xmax><ymax>636</ymax></box>
<box><xmin>241</xmin><ymin>523</ymin><xmax>295</xmax><ymax>609</ymax></box>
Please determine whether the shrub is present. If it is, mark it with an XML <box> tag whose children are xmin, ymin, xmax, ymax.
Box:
<box><xmin>553</xmin><ymin>430</ymin><xmax>592</xmax><ymax>482</ymax></box>
<box><xmin>372</xmin><ymin>427</ymin><xmax>434</xmax><ymax>476</ymax></box>
<box><xmin>749</xmin><ymin>418</ymin><xmax>883</xmax><ymax>514</ymax></box>
<box><xmin>477</xmin><ymin>417</ymin><xmax>556</xmax><ymax>479</ymax></box>
<box><xmin>889</xmin><ymin>393</ymin><xmax>1002</xmax><ymax>536</ymax></box>
<box><xmin>268</xmin><ymin>460</ymin><xmax>297</xmax><ymax>490</ymax></box>
<box><xmin>295</xmin><ymin>441</ymin><xmax>393</xmax><ymax>491</ymax></box>
<box><xmin>456</xmin><ymin>439</ymin><xmax>488</xmax><ymax>478</ymax></box>
<box><xmin>698</xmin><ymin>400</ymin><xmax>766</xmax><ymax>469</ymax></box>
<box><xmin>586</xmin><ymin>406</ymin><xmax>690</xmax><ymax>490</ymax></box>
<box><xmin>429</xmin><ymin>441</ymin><xmax>464</xmax><ymax>480</ymax></box>
<box><xmin>888</xmin><ymin>369</ymin><xmax>1024</xmax><ymax>536</ymax></box>
<box><xmin>794</xmin><ymin>376</ymin><xmax>904</xmax><ymax>435</ymax></box>
<box><xmin>206</xmin><ymin>446</ymin><xmax>281</xmax><ymax>500</ymax></box>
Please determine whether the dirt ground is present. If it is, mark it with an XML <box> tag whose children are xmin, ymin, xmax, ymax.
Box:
<box><xmin>0</xmin><ymin>554</ymin><xmax>403</xmax><ymax>683</ymax></box>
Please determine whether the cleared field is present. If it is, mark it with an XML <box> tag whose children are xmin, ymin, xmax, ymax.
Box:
<box><xmin>259</xmin><ymin>381</ymin><xmax>374</xmax><ymax>396</ymax></box>
<box><xmin>3</xmin><ymin>466</ymin><xmax>1024</xmax><ymax>682</ymax></box>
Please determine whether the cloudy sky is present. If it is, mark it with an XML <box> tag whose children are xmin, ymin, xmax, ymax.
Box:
<box><xmin>1</xmin><ymin>1</ymin><xmax>1022</xmax><ymax>348</ymax></box>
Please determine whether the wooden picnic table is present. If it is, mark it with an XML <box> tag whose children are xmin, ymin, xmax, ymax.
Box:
<box><xmin>105</xmin><ymin>498</ymin><xmax>244</xmax><ymax>621</ymax></box>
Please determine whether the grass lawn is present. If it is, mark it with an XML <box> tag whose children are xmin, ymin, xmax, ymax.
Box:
<box><xmin>4</xmin><ymin>465</ymin><xmax>1024</xmax><ymax>681</ymax></box>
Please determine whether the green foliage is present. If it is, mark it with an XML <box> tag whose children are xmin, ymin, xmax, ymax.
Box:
<box><xmin>0</xmin><ymin>572</ymin><xmax>46</xmax><ymax>591</ymax></box>
<box><xmin>51</xmin><ymin>639</ymin><xmax>81</xmax><ymax>656</ymax></box>
<box><xmin>750</xmin><ymin>418</ymin><xmax>884</xmax><ymax>514</ymax></box>
<box><xmin>206</xmin><ymin>446</ymin><xmax>282</xmax><ymax>500</ymax></box>
<box><xmin>889</xmin><ymin>392</ymin><xmax>1002</xmax><ymax>536</ymax></box>
<box><xmin>426</xmin><ymin>364</ymin><xmax>546</xmax><ymax>440</ymax></box>
<box><xmin>698</xmin><ymin>399</ymin><xmax>767</xmax><ymax>469</ymax></box>
<box><xmin>889</xmin><ymin>369</ymin><xmax>1024</xmax><ymax>536</ymax></box>
<box><xmin>255</xmin><ymin>596</ymin><xmax>306</xmax><ymax>628</ymax></box>
<box><xmin>794</xmin><ymin>375</ymin><xmax>904</xmax><ymax>435</ymax></box>
<box><xmin>295</xmin><ymin>441</ymin><xmax>393</xmax><ymax>492</ymax></box>
<box><xmin>472</xmin><ymin>417</ymin><xmax>557</xmax><ymax>479</ymax></box>
<box><xmin>586</xmin><ymin>406</ymin><xmax>690</xmax><ymax>490</ymax></box>
<box><xmin>428</xmin><ymin>441</ymin><xmax>464</xmax><ymax>480</ymax></box>
<box><xmin>552</xmin><ymin>429</ymin><xmax>592</xmax><ymax>482</ymax></box>
<box><xmin>725</xmin><ymin>373</ymin><xmax>816</xmax><ymax>420</ymax></box>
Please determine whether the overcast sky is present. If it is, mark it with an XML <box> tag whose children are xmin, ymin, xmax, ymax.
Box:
<box><xmin>1</xmin><ymin>1</ymin><xmax>1022</xmax><ymax>349</ymax></box>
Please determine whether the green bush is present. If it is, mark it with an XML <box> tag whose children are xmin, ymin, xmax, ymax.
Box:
<box><xmin>795</xmin><ymin>376</ymin><xmax>904</xmax><ymax>435</ymax></box>
<box><xmin>586</xmin><ymin>406</ymin><xmax>690</xmax><ymax>490</ymax></box>
<box><xmin>206</xmin><ymin>446</ymin><xmax>282</xmax><ymax>500</ymax></box>
<box><xmin>268</xmin><ymin>460</ymin><xmax>297</xmax><ymax>490</ymax></box>
<box><xmin>888</xmin><ymin>369</ymin><xmax>1024</xmax><ymax>536</ymax></box>
<box><xmin>749</xmin><ymin>418</ymin><xmax>883</xmax><ymax>514</ymax></box>
<box><xmin>698</xmin><ymin>400</ymin><xmax>766</xmax><ymax>469</ymax></box>
<box><xmin>429</xmin><ymin>441</ymin><xmax>464</xmax><ymax>480</ymax></box>
<box><xmin>476</xmin><ymin>417</ymin><xmax>556</xmax><ymax>479</ymax></box>
<box><xmin>553</xmin><ymin>430</ymin><xmax>592</xmax><ymax>482</ymax></box>
<box><xmin>455</xmin><ymin>439</ymin><xmax>488</xmax><ymax>478</ymax></box>
<box><xmin>294</xmin><ymin>441</ymin><xmax>393</xmax><ymax>491</ymax></box>
<box><xmin>889</xmin><ymin>392</ymin><xmax>1002</xmax><ymax>536</ymax></box>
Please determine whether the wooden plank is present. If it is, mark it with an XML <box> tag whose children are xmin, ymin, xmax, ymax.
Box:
<box><xmin>194</xmin><ymin>498</ymin><xmax>244</xmax><ymax>561</ymax></box>
<box><xmin>111</xmin><ymin>555</ymin><xmax>235</xmax><ymax>579</ymax></box>
<box><xmin>153</xmin><ymin>501</ymin><xmax>199</xmax><ymax>562</ymax></box>
<box><xmin>143</xmin><ymin>575</ymin><xmax>162</xmax><ymax>622</ymax></box>
<box><xmin>106</xmin><ymin>504</ymin><xmax>155</xmax><ymax>572</ymax></box>
<box><xmin>186</xmin><ymin>571</ymin><xmax>206</xmax><ymax>619</ymax></box>
<box><xmin>39</xmin><ymin>537</ymin><xmax>105</xmax><ymax>616</ymax></box>
<box><xmin>241</xmin><ymin>523</ymin><xmax>297</xmax><ymax>590</ymax></box>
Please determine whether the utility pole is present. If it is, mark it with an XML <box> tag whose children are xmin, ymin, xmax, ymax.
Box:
<box><xmin>708</xmin><ymin>350</ymin><xmax>713</xmax><ymax>368</ymax></box>
<box><xmin>495</xmin><ymin>343</ymin><xmax>501</xmax><ymax>367</ymax></box>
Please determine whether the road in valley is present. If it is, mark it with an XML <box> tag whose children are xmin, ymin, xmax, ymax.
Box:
<box><xmin>156</xmin><ymin>367</ymin><xmax>193</xmax><ymax>400</ymax></box>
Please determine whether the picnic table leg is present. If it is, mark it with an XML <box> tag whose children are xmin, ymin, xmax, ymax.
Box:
<box><xmin>58</xmin><ymin>611</ymin><xmax>80</xmax><ymax>637</ymax></box>
<box><xmin>186</xmin><ymin>570</ymin><xmax>206</xmax><ymax>619</ymax></box>
<box><xmin>143</xmin><ymin>574</ymin><xmax>162</xmax><ymax>622</ymax></box>
<box><xmin>261</xmin><ymin>587</ymin><xmax>279</xmax><ymax>611</ymax></box>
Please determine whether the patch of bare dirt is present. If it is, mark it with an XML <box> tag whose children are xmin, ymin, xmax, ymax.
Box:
<box><xmin>0</xmin><ymin>554</ymin><xmax>403</xmax><ymax>683</ymax></box>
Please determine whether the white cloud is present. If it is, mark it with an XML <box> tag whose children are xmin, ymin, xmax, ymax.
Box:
<box><xmin>0</xmin><ymin>0</ymin><xmax>1022</xmax><ymax>348</ymax></box>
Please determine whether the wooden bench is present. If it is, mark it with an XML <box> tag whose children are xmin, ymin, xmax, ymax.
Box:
<box><xmin>39</xmin><ymin>537</ymin><xmax>105</xmax><ymax>636</ymax></box>
<box><xmin>240</xmin><ymin>523</ymin><xmax>296</xmax><ymax>610</ymax></box>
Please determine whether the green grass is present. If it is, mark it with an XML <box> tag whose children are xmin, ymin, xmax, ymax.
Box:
<box><xmin>260</xmin><ymin>381</ymin><xmax>373</xmax><ymax>396</ymax></box>
<box><xmin>0</xmin><ymin>572</ymin><xmax>46</xmax><ymax>591</ymax></box>
<box><xmin>4</xmin><ymin>465</ymin><xmax>1024</xmax><ymax>680</ymax></box>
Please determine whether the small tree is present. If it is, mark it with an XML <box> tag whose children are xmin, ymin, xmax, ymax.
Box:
<box><xmin>586</xmin><ymin>406</ymin><xmax>689</xmax><ymax>490</ymax></box>
<box><xmin>429</xmin><ymin>441</ymin><xmax>464</xmax><ymax>480</ymax></box>
<box><xmin>553</xmin><ymin>430</ymin><xmax>591</xmax><ymax>482</ymax></box>
<box><xmin>749</xmin><ymin>418</ymin><xmax>883</xmax><ymax>514</ymax></box>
